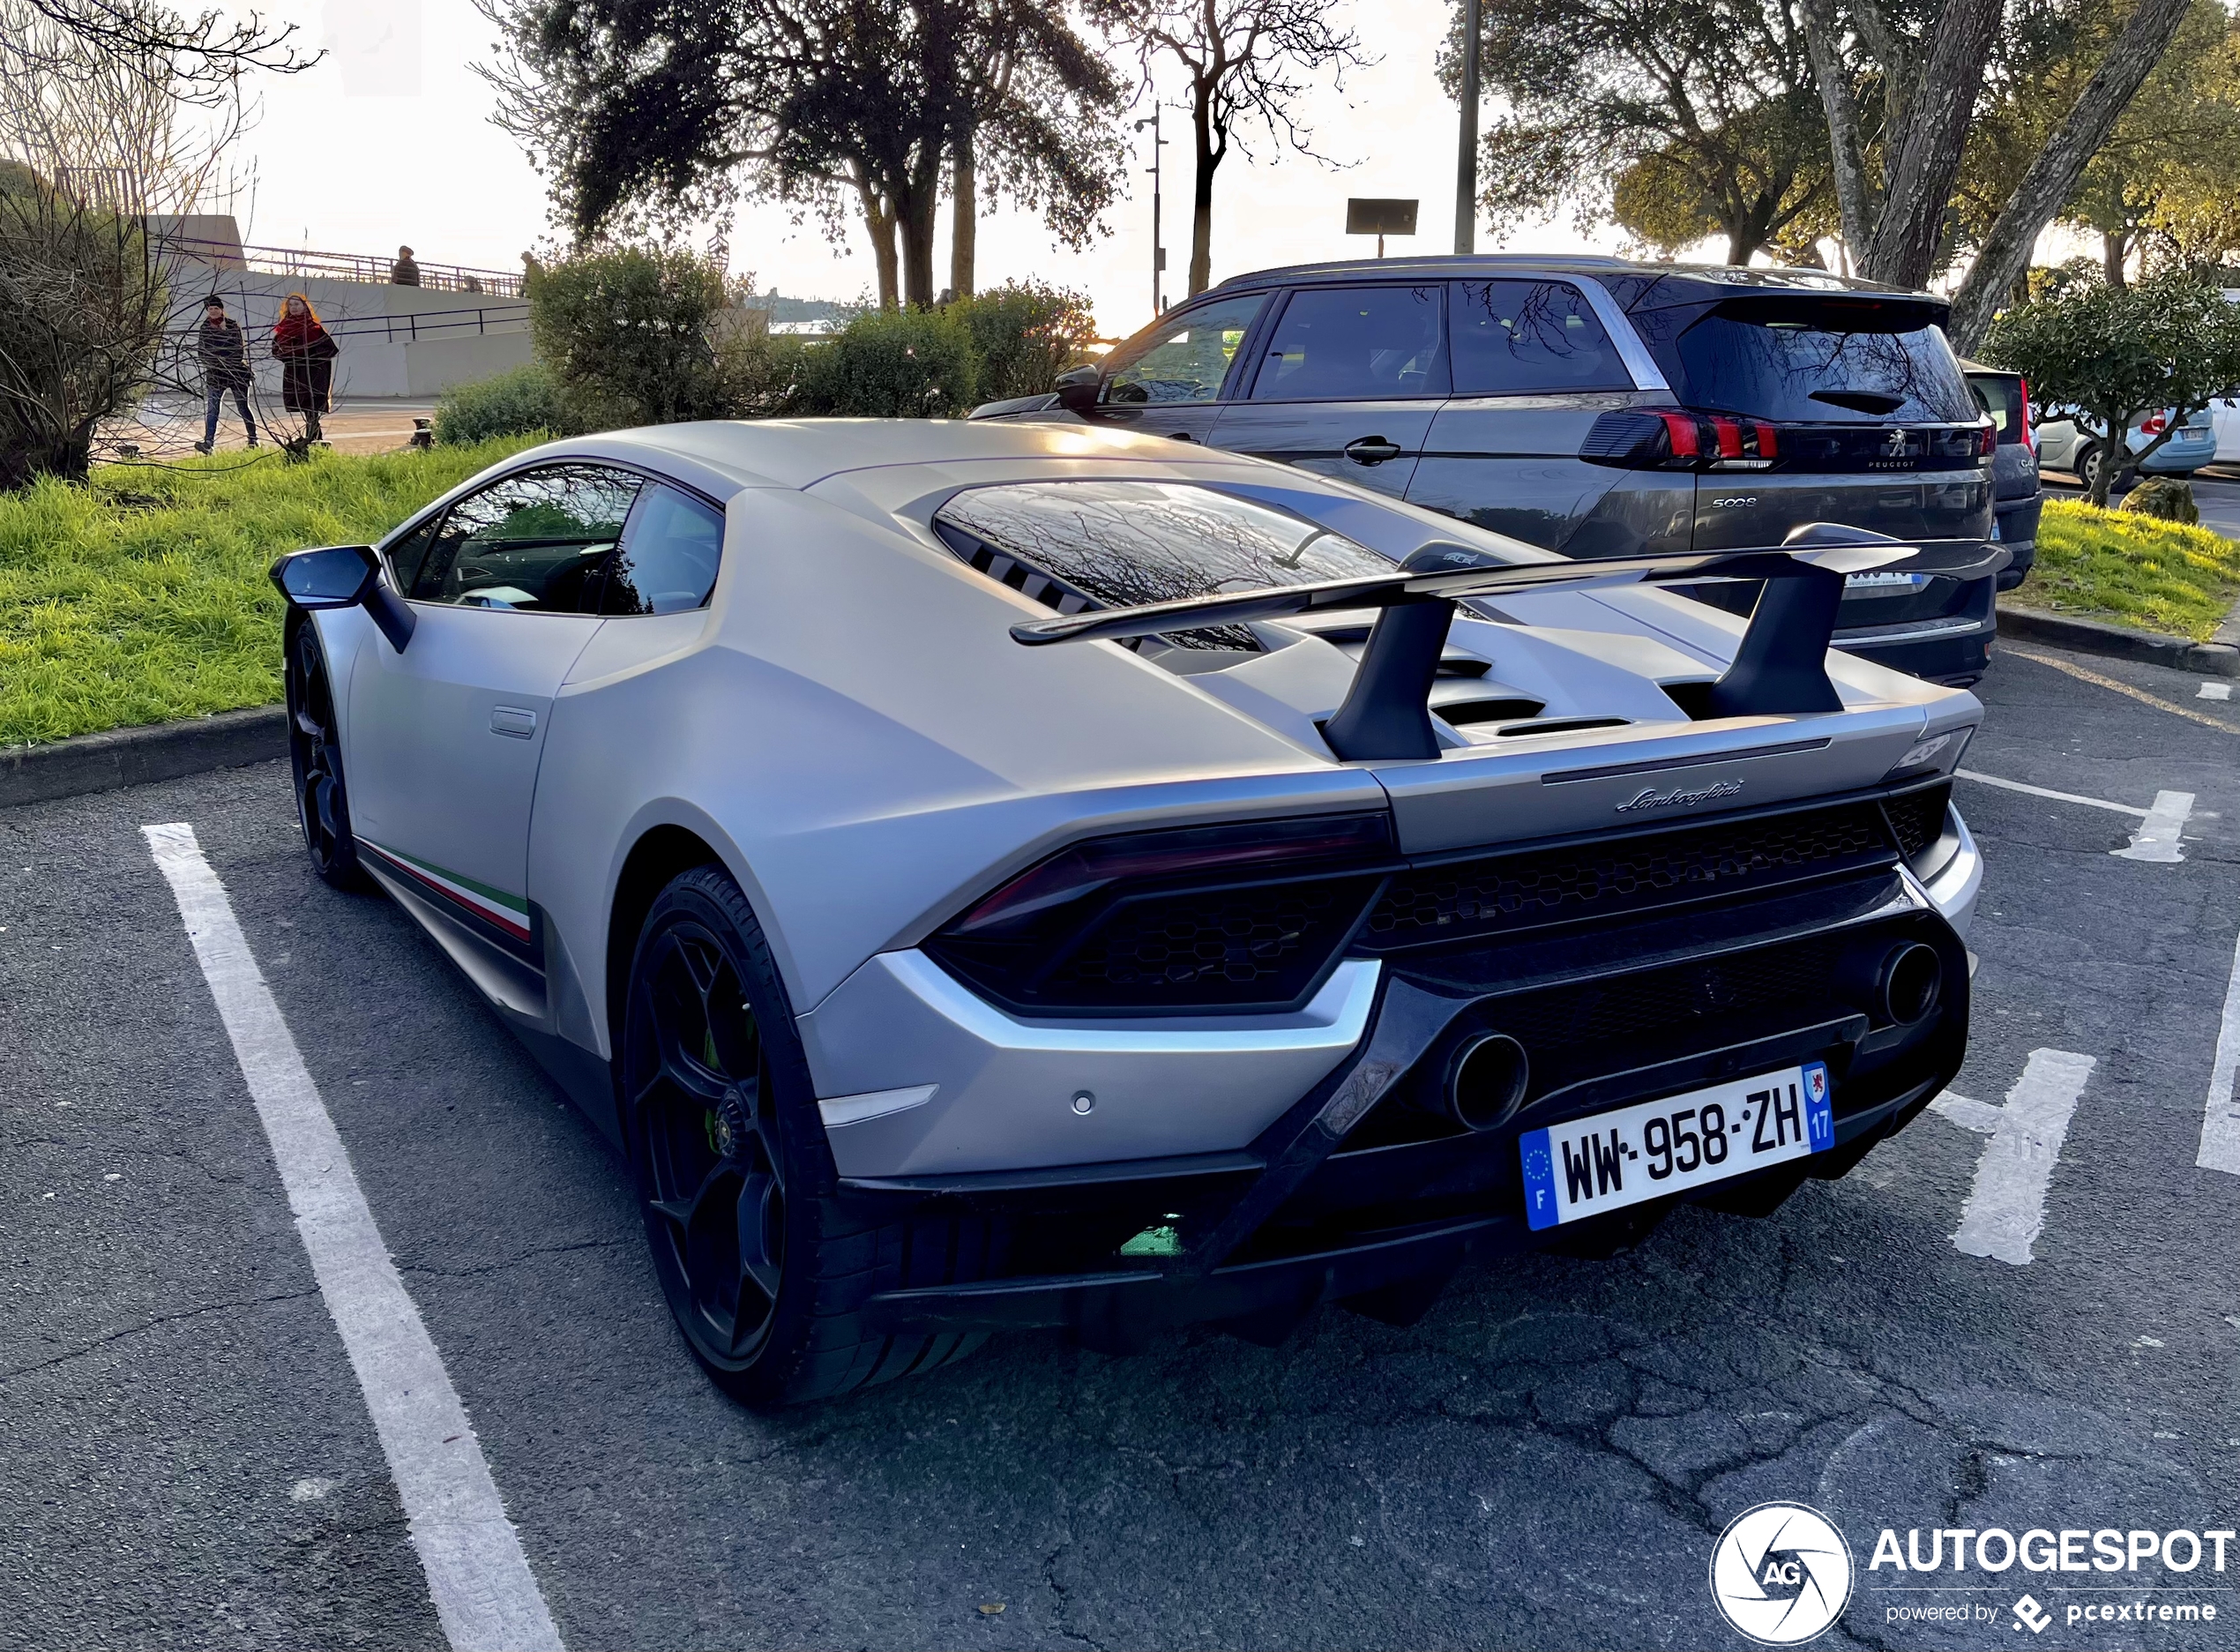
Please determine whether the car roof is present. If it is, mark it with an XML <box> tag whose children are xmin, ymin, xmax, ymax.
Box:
<box><xmin>1205</xmin><ymin>255</ymin><xmax>1925</xmax><ymax>308</ymax></box>
<box><xmin>512</xmin><ymin>418</ymin><xmax>1212</xmax><ymax>497</ymax></box>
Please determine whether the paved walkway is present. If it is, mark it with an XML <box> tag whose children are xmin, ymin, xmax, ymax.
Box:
<box><xmin>108</xmin><ymin>397</ymin><xmax>438</xmax><ymax>460</ymax></box>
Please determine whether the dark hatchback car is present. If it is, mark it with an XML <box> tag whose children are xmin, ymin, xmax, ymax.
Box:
<box><xmin>974</xmin><ymin>256</ymin><xmax>2003</xmax><ymax>684</ymax></box>
<box><xmin>1960</xmin><ymin>362</ymin><xmax>2041</xmax><ymax>591</ymax></box>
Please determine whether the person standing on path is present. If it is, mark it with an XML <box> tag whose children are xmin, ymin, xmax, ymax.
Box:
<box><xmin>192</xmin><ymin>295</ymin><xmax>255</xmax><ymax>454</ymax></box>
<box><xmin>391</xmin><ymin>244</ymin><xmax>420</xmax><ymax>285</ymax></box>
<box><xmin>272</xmin><ymin>292</ymin><xmax>339</xmax><ymax>444</ymax></box>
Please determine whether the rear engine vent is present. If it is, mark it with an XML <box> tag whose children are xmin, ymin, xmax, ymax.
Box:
<box><xmin>1881</xmin><ymin>781</ymin><xmax>1952</xmax><ymax>863</ymax></box>
<box><xmin>1361</xmin><ymin>802</ymin><xmax>1895</xmax><ymax>952</ymax></box>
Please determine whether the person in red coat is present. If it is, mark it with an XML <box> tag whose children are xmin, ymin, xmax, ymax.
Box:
<box><xmin>272</xmin><ymin>292</ymin><xmax>340</xmax><ymax>443</ymax></box>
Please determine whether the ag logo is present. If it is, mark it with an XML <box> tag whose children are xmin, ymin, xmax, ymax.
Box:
<box><xmin>1709</xmin><ymin>1501</ymin><xmax>1853</xmax><ymax>1644</ymax></box>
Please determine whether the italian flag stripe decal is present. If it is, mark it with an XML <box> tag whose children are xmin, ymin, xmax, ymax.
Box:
<box><xmin>358</xmin><ymin>839</ymin><xmax>534</xmax><ymax>944</ymax></box>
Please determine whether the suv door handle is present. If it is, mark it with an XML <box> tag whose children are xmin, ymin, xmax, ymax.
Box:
<box><xmin>1344</xmin><ymin>437</ymin><xmax>1405</xmax><ymax>465</ymax></box>
<box><xmin>1169</xmin><ymin>430</ymin><xmax>1198</xmax><ymax>442</ymax></box>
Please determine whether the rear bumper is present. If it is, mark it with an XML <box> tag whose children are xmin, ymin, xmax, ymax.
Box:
<box><xmin>1833</xmin><ymin>576</ymin><xmax>1997</xmax><ymax>684</ymax></box>
<box><xmin>840</xmin><ymin>860</ymin><xmax>1973</xmax><ymax>1343</ymax></box>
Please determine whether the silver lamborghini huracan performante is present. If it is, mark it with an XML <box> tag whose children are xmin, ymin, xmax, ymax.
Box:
<box><xmin>271</xmin><ymin>420</ymin><xmax>1991</xmax><ymax>1407</ymax></box>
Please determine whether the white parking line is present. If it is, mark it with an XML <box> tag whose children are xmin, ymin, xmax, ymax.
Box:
<box><xmin>1930</xmin><ymin>1048</ymin><xmax>2096</xmax><ymax>1265</ymax></box>
<box><xmin>143</xmin><ymin>824</ymin><xmax>563</xmax><ymax>1652</ymax></box>
<box><xmin>2199</xmin><ymin>924</ymin><xmax>2240</xmax><ymax>1177</ymax></box>
<box><xmin>1953</xmin><ymin>770</ymin><xmax>2193</xmax><ymax>862</ymax></box>
<box><xmin>1955</xmin><ymin>769</ymin><xmax>2145</xmax><ymax>815</ymax></box>
<box><xmin>2111</xmin><ymin>790</ymin><xmax>2196</xmax><ymax>863</ymax></box>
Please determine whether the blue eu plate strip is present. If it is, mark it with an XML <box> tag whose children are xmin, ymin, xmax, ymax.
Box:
<box><xmin>1519</xmin><ymin>1126</ymin><xmax>1558</xmax><ymax>1230</ymax></box>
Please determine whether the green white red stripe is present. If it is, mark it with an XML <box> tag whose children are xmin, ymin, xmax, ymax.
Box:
<box><xmin>357</xmin><ymin>839</ymin><xmax>533</xmax><ymax>945</ymax></box>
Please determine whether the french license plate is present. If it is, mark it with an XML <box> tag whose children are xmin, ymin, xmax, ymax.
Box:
<box><xmin>1844</xmin><ymin>571</ymin><xmax>1930</xmax><ymax>594</ymax></box>
<box><xmin>1519</xmin><ymin>1061</ymin><xmax>1833</xmax><ymax>1230</ymax></box>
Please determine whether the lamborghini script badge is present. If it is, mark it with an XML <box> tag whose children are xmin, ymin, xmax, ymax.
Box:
<box><xmin>1617</xmin><ymin>780</ymin><xmax>1743</xmax><ymax>812</ymax></box>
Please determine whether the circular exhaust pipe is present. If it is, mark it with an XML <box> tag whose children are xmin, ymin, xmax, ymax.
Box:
<box><xmin>1447</xmin><ymin>1033</ymin><xmax>1532</xmax><ymax>1132</ymax></box>
<box><xmin>1879</xmin><ymin>942</ymin><xmax>1943</xmax><ymax>1025</ymax></box>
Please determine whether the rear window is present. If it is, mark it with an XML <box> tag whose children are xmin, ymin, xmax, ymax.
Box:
<box><xmin>1673</xmin><ymin>301</ymin><xmax>1976</xmax><ymax>423</ymax></box>
<box><xmin>1449</xmin><ymin>280</ymin><xmax>1631</xmax><ymax>395</ymax></box>
<box><xmin>1967</xmin><ymin>372</ymin><xmax>2027</xmax><ymax>445</ymax></box>
<box><xmin>934</xmin><ymin>480</ymin><xmax>1393</xmax><ymax>648</ymax></box>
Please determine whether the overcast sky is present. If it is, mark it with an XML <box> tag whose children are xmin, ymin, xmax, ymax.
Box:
<box><xmin>229</xmin><ymin>0</ymin><xmax>1618</xmax><ymax>336</ymax></box>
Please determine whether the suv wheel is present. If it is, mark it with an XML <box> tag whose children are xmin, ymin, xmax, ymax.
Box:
<box><xmin>621</xmin><ymin>864</ymin><xmax>1001</xmax><ymax>1406</ymax></box>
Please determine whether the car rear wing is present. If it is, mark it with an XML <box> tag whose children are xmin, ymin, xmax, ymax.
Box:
<box><xmin>1010</xmin><ymin>524</ymin><xmax>1974</xmax><ymax>761</ymax></box>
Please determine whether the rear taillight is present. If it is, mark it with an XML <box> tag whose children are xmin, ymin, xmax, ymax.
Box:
<box><xmin>2016</xmin><ymin>377</ymin><xmax>2033</xmax><ymax>450</ymax></box>
<box><xmin>1978</xmin><ymin>422</ymin><xmax>1997</xmax><ymax>457</ymax></box>
<box><xmin>2140</xmin><ymin>413</ymin><xmax>2168</xmax><ymax>436</ymax></box>
<box><xmin>929</xmin><ymin>813</ymin><xmax>1396</xmax><ymax>1013</ymax></box>
<box><xmin>1579</xmin><ymin>408</ymin><xmax>1775</xmax><ymax>470</ymax></box>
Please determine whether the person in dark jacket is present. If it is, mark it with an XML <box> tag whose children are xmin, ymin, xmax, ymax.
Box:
<box><xmin>193</xmin><ymin>295</ymin><xmax>255</xmax><ymax>454</ymax></box>
<box><xmin>391</xmin><ymin>245</ymin><xmax>421</xmax><ymax>286</ymax></box>
<box><xmin>272</xmin><ymin>292</ymin><xmax>339</xmax><ymax>442</ymax></box>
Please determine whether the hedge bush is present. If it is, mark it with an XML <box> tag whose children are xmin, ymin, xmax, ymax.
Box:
<box><xmin>433</xmin><ymin>362</ymin><xmax>571</xmax><ymax>445</ymax></box>
<box><xmin>948</xmin><ymin>281</ymin><xmax>1097</xmax><ymax>402</ymax></box>
<box><xmin>790</xmin><ymin>307</ymin><xmax>978</xmax><ymax>417</ymax></box>
<box><xmin>527</xmin><ymin>245</ymin><xmax>735</xmax><ymax>430</ymax></box>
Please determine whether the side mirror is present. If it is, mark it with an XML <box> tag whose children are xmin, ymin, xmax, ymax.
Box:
<box><xmin>1055</xmin><ymin>362</ymin><xmax>1102</xmax><ymax>415</ymax></box>
<box><xmin>270</xmin><ymin>543</ymin><xmax>415</xmax><ymax>653</ymax></box>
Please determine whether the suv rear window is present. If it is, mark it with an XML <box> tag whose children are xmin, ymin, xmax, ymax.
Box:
<box><xmin>1672</xmin><ymin>300</ymin><xmax>1975</xmax><ymax>423</ymax></box>
<box><xmin>934</xmin><ymin>480</ymin><xmax>1393</xmax><ymax>647</ymax></box>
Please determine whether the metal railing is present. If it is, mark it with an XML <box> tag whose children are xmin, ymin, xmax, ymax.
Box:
<box><xmin>166</xmin><ymin>234</ymin><xmax>527</xmax><ymax>296</ymax></box>
<box><xmin>165</xmin><ymin>301</ymin><xmax>531</xmax><ymax>354</ymax></box>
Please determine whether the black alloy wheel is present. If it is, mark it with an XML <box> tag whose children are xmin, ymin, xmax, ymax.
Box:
<box><xmin>626</xmin><ymin>908</ymin><xmax>790</xmax><ymax>1368</ymax></box>
<box><xmin>621</xmin><ymin>865</ymin><xmax>1003</xmax><ymax>1407</ymax></box>
<box><xmin>284</xmin><ymin>616</ymin><xmax>365</xmax><ymax>888</ymax></box>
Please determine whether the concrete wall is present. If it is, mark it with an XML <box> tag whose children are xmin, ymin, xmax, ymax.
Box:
<box><xmin>173</xmin><ymin>258</ymin><xmax>533</xmax><ymax>400</ymax></box>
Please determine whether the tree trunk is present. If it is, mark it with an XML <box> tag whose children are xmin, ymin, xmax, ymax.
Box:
<box><xmin>1943</xmin><ymin>0</ymin><xmax>2191</xmax><ymax>352</ymax></box>
<box><xmin>1797</xmin><ymin>0</ymin><xmax>1875</xmax><ymax>259</ymax></box>
<box><xmin>899</xmin><ymin>153</ymin><xmax>942</xmax><ymax>309</ymax></box>
<box><xmin>1861</xmin><ymin>0</ymin><xmax>2002</xmax><ymax>289</ymax></box>
<box><xmin>2104</xmin><ymin>229</ymin><xmax>2131</xmax><ymax>289</ymax></box>
<box><xmin>1188</xmin><ymin>89</ymin><xmax>1220</xmax><ymax>297</ymax></box>
<box><xmin>949</xmin><ymin>123</ymin><xmax>977</xmax><ymax>301</ymax></box>
<box><xmin>856</xmin><ymin>179</ymin><xmax>900</xmax><ymax>310</ymax></box>
<box><xmin>1725</xmin><ymin>225</ymin><xmax>1754</xmax><ymax>266</ymax></box>
<box><xmin>2089</xmin><ymin>400</ymin><xmax>2127</xmax><ymax>508</ymax></box>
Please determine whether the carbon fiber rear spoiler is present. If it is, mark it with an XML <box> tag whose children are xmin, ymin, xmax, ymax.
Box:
<box><xmin>1010</xmin><ymin>524</ymin><xmax>1945</xmax><ymax>761</ymax></box>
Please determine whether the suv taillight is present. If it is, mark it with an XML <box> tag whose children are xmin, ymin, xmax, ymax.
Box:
<box><xmin>2017</xmin><ymin>377</ymin><xmax>2033</xmax><ymax>450</ymax></box>
<box><xmin>1579</xmin><ymin>407</ymin><xmax>1776</xmax><ymax>471</ymax></box>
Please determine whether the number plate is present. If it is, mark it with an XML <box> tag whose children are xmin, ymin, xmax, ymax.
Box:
<box><xmin>1519</xmin><ymin>1062</ymin><xmax>1833</xmax><ymax>1230</ymax></box>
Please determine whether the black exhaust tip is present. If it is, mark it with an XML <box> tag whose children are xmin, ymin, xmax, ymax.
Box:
<box><xmin>1449</xmin><ymin>1033</ymin><xmax>1531</xmax><ymax>1132</ymax></box>
<box><xmin>1880</xmin><ymin>942</ymin><xmax>1943</xmax><ymax>1025</ymax></box>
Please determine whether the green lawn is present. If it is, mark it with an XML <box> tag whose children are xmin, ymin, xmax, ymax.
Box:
<box><xmin>0</xmin><ymin>437</ymin><xmax>542</xmax><ymax>746</ymax></box>
<box><xmin>2005</xmin><ymin>498</ymin><xmax>2240</xmax><ymax>641</ymax></box>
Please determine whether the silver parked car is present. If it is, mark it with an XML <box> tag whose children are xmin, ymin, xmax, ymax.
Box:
<box><xmin>270</xmin><ymin>419</ymin><xmax>1986</xmax><ymax>1407</ymax></box>
<box><xmin>2035</xmin><ymin>406</ymin><xmax>2217</xmax><ymax>484</ymax></box>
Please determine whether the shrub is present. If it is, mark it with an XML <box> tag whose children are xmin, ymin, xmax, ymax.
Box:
<box><xmin>2121</xmin><ymin>475</ymin><xmax>2200</xmax><ymax>525</ymax></box>
<box><xmin>791</xmin><ymin>308</ymin><xmax>978</xmax><ymax>417</ymax></box>
<box><xmin>433</xmin><ymin>362</ymin><xmax>571</xmax><ymax>445</ymax></box>
<box><xmin>526</xmin><ymin>244</ymin><xmax>733</xmax><ymax>429</ymax></box>
<box><xmin>947</xmin><ymin>281</ymin><xmax>1098</xmax><ymax>402</ymax></box>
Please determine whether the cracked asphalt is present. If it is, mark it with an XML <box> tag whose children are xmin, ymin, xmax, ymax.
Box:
<box><xmin>2</xmin><ymin>638</ymin><xmax>2236</xmax><ymax>1650</ymax></box>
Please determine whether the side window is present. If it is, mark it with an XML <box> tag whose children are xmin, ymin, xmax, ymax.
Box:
<box><xmin>409</xmin><ymin>465</ymin><xmax>643</xmax><ymax>611</ymax></box>
<box><xmin>1448</xmin><ymin>280</ymin><xmax>1632</xmax><ymax>395</ymax></box>
<box><xmin>603</xmin><ymin>485</ymin><xmax>724</xmax><ymax>615</ymax></box>
<box><xmin>1102</xmin><ymin>293</ymin><xmax>1267</xmax><ymax>405</ymax></box>
<box><xmin>383</xmin><ymin>511</ymin><xmax>445</xmax><ymax>594</ymax></box>
<box><xmin>1249</xmin><ymin>285</ymin><xmax>1448</xmax><ymax>401</ymax></box>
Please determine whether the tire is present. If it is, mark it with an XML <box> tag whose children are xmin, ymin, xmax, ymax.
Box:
<box><xmin>284</xmin><ymin>614</ymin><xmax>367</xmax><ymax>889</ymax></box>
<box><xmin>620</xmin><ymin>863</ymin><xmax>999</xmax><ymax>1407</ymax></box>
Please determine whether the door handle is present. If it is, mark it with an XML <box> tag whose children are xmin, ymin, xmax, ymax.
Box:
<box><xmin>1344</xmin><ymin>437</ymin><xmax>1405</xmax><ymax>465</ymax></box>
<box><xmin>489</xmin><ymin>706</ymin><xmax>536</xmax><ymax>739</ymax></box>
<box><xmin>1169</xmin><ymin>430</ymin><xmax>1198</xmax><ymax>443</ymax></box>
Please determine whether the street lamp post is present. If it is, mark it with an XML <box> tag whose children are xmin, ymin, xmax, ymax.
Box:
<box><xmin>1135</xmin><ymin>107</ymin><xmax>1169</xmax><ymax>315</ymax></box>
<box><xmin>1454</xmin><ymin>0</ymin><xmax>1482</xmax><ymax>254</ymax></box>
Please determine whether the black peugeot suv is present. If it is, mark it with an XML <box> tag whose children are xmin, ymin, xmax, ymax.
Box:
<box><xmin>972</xmin><ymin>256</ymin><xmax>2002</xmax><ymax>684</ymax></box>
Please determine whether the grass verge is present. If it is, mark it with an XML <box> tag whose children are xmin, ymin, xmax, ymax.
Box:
<box><xmin>2004</xmin><ymin>498</ymin><xmax>2240</xmax><ymax>641</ymax></box>
<box><xmin>0</xmin><ymin>437</ymin><xmax>544</xmax><ymax>747</ymax></box>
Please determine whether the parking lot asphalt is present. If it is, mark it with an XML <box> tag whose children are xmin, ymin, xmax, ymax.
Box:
<box><xmin>3</xmin><ymin>640</ymin><xmax>2237</xmax><ymax>1651</ymax></box>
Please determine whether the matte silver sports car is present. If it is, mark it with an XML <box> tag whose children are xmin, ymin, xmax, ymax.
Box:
<box><xmin>271</xmin><ymin>420</ymin><xmax>1990</xmax><ymax>1406</ymax></box>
